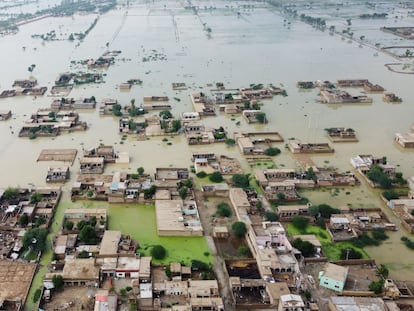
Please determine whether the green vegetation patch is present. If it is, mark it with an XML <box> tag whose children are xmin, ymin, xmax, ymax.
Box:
<box><xmin>287</xmin><ymin>224</ymin><xmax>369</xmax><ymax>260</ymax></box>
<box><xmin>109</xmin><ymin>204</ymin><xmax>212</xmax><ymax>264</ymax></box>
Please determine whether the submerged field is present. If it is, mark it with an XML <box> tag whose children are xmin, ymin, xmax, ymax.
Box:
<box><xmin>69</xmin><ymin>200</ymin><xmax>212</xmax><ymax>264</ymax></box>
<box><xmin>107</xmin><ymin>203</ymin><xmax>213</xmax><ymax>265</ymax></box>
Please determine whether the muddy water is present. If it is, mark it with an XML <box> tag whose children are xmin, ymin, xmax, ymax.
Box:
<box><xmin>0</xmin><ymin>0</ymin><xmax>414</xmax><ymax>291</ymax></box>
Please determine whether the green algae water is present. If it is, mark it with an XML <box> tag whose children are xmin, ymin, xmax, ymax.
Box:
<box><xmin>108</xmin><ymin>203</ymin><xmax>213</xmax><ymax>264</ymax></box>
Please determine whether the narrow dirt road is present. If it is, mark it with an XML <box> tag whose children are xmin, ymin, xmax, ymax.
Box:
<box><xmin>195</xmin><ymin>190</ymin><xmax>235</xmax><ymax>310</ymax></box>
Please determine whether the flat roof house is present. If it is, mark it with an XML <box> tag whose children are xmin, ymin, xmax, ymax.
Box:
<box><xmin>318</xmin><ymin>263</ymin><xmax>348</xmax><ymax>293</ymax></box>
<box><xmin>80</xmin><ymin>157</ymin><xmax>105</xmax><ymax>174</ymax></box>
<box><xmin>99</xmin><ymin>230</ymin><xmax>122</xmax><ymax>256</ymax></box>
<box><xmin>278</xmin><ymin>294</ymin><xmax>304</xmax><ymax>311</ymax></box>
<box><xmin>237</xmin><ymin>137</ymin><xmax>255</xmax><ymax>155</ymax></box>
<box><xmin>62</xmin><ymin>258</ymin><xmax>100</xmax><ymax>286</ymax></box>
<box><xmin>395</xmin><ymin>132</ymin><xmax>414</xmax><ymax>148</ymax></box>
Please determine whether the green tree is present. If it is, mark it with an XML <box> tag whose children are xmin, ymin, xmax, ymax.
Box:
<box><xmin>264</xmin><ymin>147</ymin><xmax>281</xmax><ymax>156</ymax></box>
<box><xmin>367</xmin><ymin>166</ymin><xmax>392</xmax><ymax>189</ymax></box>
<box><xmin>196</xmin><ymin>171</ymin><xmax>207</xmax><ymax>178</ymax></box>
<box><xmin>292</xmin><ymin>216</ymin><xmax>309</xmax><ymax>230</ymax></box>
<box><xmin>48</xmin><ymin>111</ymin><xmax>56</xmax><ymax>119</ymax></box>
<box><xmin>317</xmin><ymin>204</ymin><xmax>340</xmax><ymax>219</ymax></box>
<box><xmin>159</xmin><ymin>110</ymin><xmax>173</xmax><ymax>120</ymax></box>
<box><xmin>18</xmin><ymin>214</ymin><xmax>29</xmax><ymax>226</ymax></box>
<box><xmin>277</xmin><ymin>192</ymin><xmax>286</xmax><ymax>201</ymax></box>
<box><xmin>143</xmin><ymin>185</ymin><xmax>156</xmax><ymax>199</ymax></box>
<box><xmin>52</xmin><ymin>275</ymin><xmax>64</xmax><ymax>291</ymax></box>
<box><xmin>178</xmin><ymin>186</ymin><xmax>188</xmax><ymax>200</ymax></box>
<box><xmin>128</xmin><ymin>119</ymin><xmax>137</xmax><ymax>131</ymax></box>
<box><xmin>369</xmin><ymin>280</ymin><xmax>384</xmax><ymax>294</ymax></box>
<box><xmin>232</xmin><ymin>221</ymin><xmax>247</xmax><ymax>238</ymax></box>
<box><xmin>264</xmin><ymin>211</ymin><xmax>278</xmax><ymax>221</ymax></box>
<box><xmin>33</xmin><ymin>288</ymin><xmax>41</xmax><ymax>303</ymax></box>
<box><xmin>372</xmin><ymin>229</ymin><xmax>388</xmax><ymax>241</ymax></box>
<box><xmin>34</xmin><ymin>217</ymin><xmax>46</xmax><ymax>228</ymax></box>
<box><xmin>3</xmin><ymin>187</ymin><xmax>19</xmax><ymax>200</ymax></box>
<box><xmin>179</xmin><ymin>179</ymin><xmax>193</xmax><ymax>189</ymax></box>
<box><xmin>191</xmin><ymin>260</ymin><xmax>210</xmax><ymax>270</ymax></box>
<box><xmin>378</xmin><ymin>264</ymin><xmax>389</xmax><ymax>279</ymax></box>
<box><xmin>382</xmin><ymin>190</ymin><xmax>399</xmax><ymax>201</ymax></box>
<box><xmin>255</xmin><ymin>112</ymin><xmax>267</xmax><ymax>123</ymax></box>
<box><xmin>77</xmin><ymin>220</ymin><xmax>87</xmax><ymax>231</ymax></box>
<box><xmin>68</xmin><ymin>33</ymin><xmax>74</xmax><ymax>41</ymax></box>
<box><xmin>232</xmin><ymin>174</ymin><xmax>250</xmax><ymax>188</ymax></box>
<box><xmin>151</xmin><ymin>245</ymin><xmax>167</xmax><ymax>259</ymax></box>
<box><xmin>316</xmin><ymin>217</ymin><xmax>326</xmax><ymax>229</ymax></box>
<box><xmin>112</xmin><ymin>104</ymin><xmax>123</xmax><ymax>116</ymax></box>
<box><xmin>78</xmin><ymin>250</ymin><xmax>90</xmax><ymax>258</ymax></box>
<box><xmin>64</xmin><ymin>220</ymin><xmax>74</xmax><ymax>231</ymax></box>
<box><xmin>225</xmin><ymin>138</ymin><xmax>236</xmax><ymax>146</ymax></box>
<box><xmin>306</xmin><ymin>167</ymin><xmax>317</xmax><ymax>181</ymax></box>
<box><xmin>217</xmin><ymin>203</ymin><xmax>232</xmax><ymax>217</ymax></box>
<box><xmin>340</xmin><ymin>248</ymin><xmax>362</xmax><ymax>260</ymax></box>
<box><xmin>22</xmin><ymin>228</ymin><xmax>48</xmax><ymax>252</ymax></box>
<box><xmin>292</xmin><ymin>238</ymin><xmax>316</xmax><ymax>257</ymax></box>
<box><xmin>165</xmin><ymin>266</ymin><xmax>172</xmax><ymax>278</ymax></box>
<box><xmin>79</xmin><ymin>225</ymin><xmax>97</xmax><ymax>244</ymax></box>
<box><xmin>209</xmin><ymin>171</ymin><xmax>223</xmax><ymax>183</ymax></box>
<box><xmin>137</xmin><ymin>167</ymin><xmax>145</xmax><ymax>175</ymax></box>
<box><xmin>237</xmin><ymin>246</ymin><xmax>249</xmax><ymax>257</ymax></box>
<box><xmin>89</xmin><ymin>216</ymin><xmax>97</xmax><ymax>227</ymax></box>
<box><xmin>308</xmin><ymin>205</ymin><xmax>320</xmax><ymax>217</ymax></box>
<box><xmin>171</xmin><ymin>120</ymin><xmax>181</xmax><ymax>132</ymax></box>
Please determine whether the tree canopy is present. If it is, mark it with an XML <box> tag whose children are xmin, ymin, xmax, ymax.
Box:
<box><xmin>232</xmin><ymin>221</ymin><xmax>247</xmax><ymax>237</ymax></box>
<box><xmin>209</xmin><ymin>171</ymin><xmax>223</xmax><ymax>183</ymax></box>
<box><xmin>151</xmin><ymin>245</ymin><xmax>167</xmax><ymax>260</ymax></box>
<box><xmin>231</xmin><ymin>174</ymin><xmax>250</xmax><ymax>188</ymax></box>
<box><xmin>79</xmin><ymin>224</ymin><xmax>97</xmax><ymax>244</ymax></box>
<box><xmin>264</xmin><ymin>147</ymin><xmax>281</xmax><ymax>156</ymax></box>
<box><xmin>159</xmin><ymin>110</ymin><xmax>173</xmax><ymax>120</ymax></box>
<box><xmin>216</xmin><ymin>203</ymin><xmax>232</xmax><ymax>217</ymax></box>
<box><xmin>291</xmin><ymin>216</ymin><xmax>309</xmax><ymax>230</ymax></box>
<box><xmin>264</xmin><ymin>211</ymin><xmax>278</xmax><ymax>221</ymax></box>
<box><xmin>292</xmin><ymin>238</ymin><xmax>316</xmax><ymax>257</ymax></box>
<box><xmin>22</xmin><ymin>228</ymin><xmax>48</xmax><ymax>252</ymax></box>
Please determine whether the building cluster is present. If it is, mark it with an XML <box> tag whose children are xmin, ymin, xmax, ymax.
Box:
<box><xmin>0</xmin><ymin>187</ymin><xmax>61</xmax><ymax>258</ymax></box>
<box><xmin>350</xmin><ymin>154</ymin><xmax>397</xmax><ymax>187</ymax></box>
<box><xmin>325</xmin><ymin>127</ymin><xmax>358</xmax><ymax>142</ymax></box>
<box><xmin>42</xmin><ymin>204</ymin><xmax>222</xmax><ymax>310</ymax></box>
<box><xmin>0</xmin><ymin>78</ymin><xmax>47</xmax><ymax>98</ymax></box>
<box><xmin>255</xmin><ymin>167</ymin><xmax>359</xmax><ymax>202</ymax></box>
<box><xmin>297</xmin><ymin>78</ymin><xmax>402</xmax><ymax>106</ymax></box>
<box><xmin>387</xmin><ymin>176</ymin><xmax>414</xmax><ymax>233</ymax></box>
<box><xmin>18</xmin><ymin>110</ymin><xmax>87</xmax><ymax>138</ymax></box>
<box><xmin>192</xmin><ymin>152</ymin><xmax>243</xmax><ymax>175</ymax></box>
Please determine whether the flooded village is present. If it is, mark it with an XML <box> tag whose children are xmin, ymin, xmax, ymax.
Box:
<box><xmin>2</xmin><ymin>0</ymin><xmax>414</xmax><ymax>310</ymax></box>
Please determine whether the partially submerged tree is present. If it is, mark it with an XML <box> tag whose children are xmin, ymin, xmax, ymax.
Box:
<box><xmin>209</xmin><ymin>171</ymin><xmax>223</xmax><ymax>183</ymax></box>
<box><xmin>151</xmin><ymin>245</ymin><xmax>167</xmax><ymax>259</ymax></box>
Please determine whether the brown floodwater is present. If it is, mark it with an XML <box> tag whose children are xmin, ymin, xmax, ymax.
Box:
<box><xmin>0</xmin><ymin>0</ymin><xmax>414</xmax><ymax>287</ymax></box>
